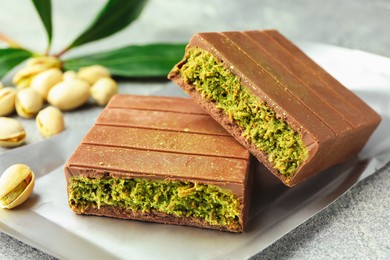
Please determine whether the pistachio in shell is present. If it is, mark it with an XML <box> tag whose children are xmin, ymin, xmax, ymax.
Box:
<box><xmin>77</xmin><ymin>65</ymin><xmax>110</xmax><ymax>85</ymax></box>
<box><xmin>0</xmin><ymin>117</ymin><xmax>26</xmax><ymax>148</ymax></box>
<box><xmin>12</xmin><ymin>56</ymin><xmax>61</xmax><ymax>89</ymax></box>
<box><xmin>30</xmin><ymin>68</ymin><xmax>63</xmax><ymax>100</ymax></box>
<box><xmin>0</xmin><ymin>164</ymin><xmax>35</xmax><ymax>209</ymax></box>
<box><xmin>63</xmin><ymin>70</ymin><xmax>77</xmax><ymax>81</ymax></box>
<box><xmin>47</xmin><ymin>78</ymin><xmax>90</xmax><ymax>111</ymax></box>
<box><xmin>0</xmin><ymin>87</ymin><xmax>17</xmax><ymax>116</ymax></box>
<box><xmin>36</xmin><ymin>106</ymin><xmax>65</xmax><ymax>137</ymax></box>
<box><xmin>90</xmin><ymin>77</ymin><xmax>118</xmax><ymax>106</ymax></box>
<box><xmin>15</xmin><ymin>88</ymin><xmax>44</xmax><ymax>118</ymax></box>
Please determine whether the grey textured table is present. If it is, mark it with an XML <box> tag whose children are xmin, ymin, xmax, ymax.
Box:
<box><xmin>1</xmin><ymin>0</ymin><xmax>389</xmax><ymax>259</ymax></box>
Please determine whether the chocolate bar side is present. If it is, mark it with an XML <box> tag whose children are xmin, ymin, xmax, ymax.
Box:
<box><xmin>169</xmin><ymin>33</ymin><xmax>336</xmax><ymax>185</ymax></box>
<box><xmin>177</xmin><ymin>33</ymin><xmax>335</xmax><ymax>140</ymax></box>
<box><xmin>201</xmin><ymin>32</ymin><xmax>368</xmax><ymax>180</ymax></box>
<box><xmin>168</xmin><ymin>31</ymin><xmax>380</xmax><ymax>186</ymax></box>
<box><xmin>65</xmin><ymin>95</ymin><xmax>251</xmax><ymax>232</ymax></box>
<box><xmin>66</xmin><ymin>144</ymin><xmax>249</xmax><ymax>186</ymax></box>
<box><xmin>67</xmin><ymin>156</ymin><xmax>254</xmax><ymax>233</ymax></box>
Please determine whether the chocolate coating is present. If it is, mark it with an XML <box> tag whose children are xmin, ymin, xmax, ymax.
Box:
<box><xmin>65</xmin><ymin>94</ymin><xmax>251</xmax><ymax>232</ymax></box>
<box><xmin>168</xmin><ymin>30</ymin><xmax>381</xmax><ymax>186</ymax></box>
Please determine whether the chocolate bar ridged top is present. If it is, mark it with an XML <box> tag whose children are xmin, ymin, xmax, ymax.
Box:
<box><xmin>66</xmin><ymin>94</ymin><xmax>250</xmax><ymax>186</ymax></box>
<box><xmin>168</xmin><ymin>30</ymin><xmax>381</xmax><ymax>186</ymax></box>
<box><xmin>65</xmin><ymin>94</ymin><xmax>251</xmax><ymax>232</ymax></box>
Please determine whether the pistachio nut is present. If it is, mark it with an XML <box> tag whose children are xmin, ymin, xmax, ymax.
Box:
<box><xmin>0</xmin><ymin>164</ymin><xmax>35</xmax><ymax>209</ymax></box>
<box><xmin>47</xmin><ymin>78</ymin><xmax>90</xmax><ymax>111</ymax></box>
<box><xmin>15</xmin><ymin>88</ymin><xmax>44</xmax><ymax>118</ymax></box>
<box><xmin>0</xmin><ymin>117</ymin><xmax>26</xmax><ymax>147</ymax></box>
<box><xmin>0</xmin><ymin>87</ymin><xmax>17</xmax><ymax>116</ymax></box>
<box><xmin>63</xmin><ymin>70</ymin><xmax>77</xmax><ymax>81</ymax></box>
<box><xmin>30</xmin><ymin>68</ymin><xmax>63</xmax><ymax>100</ymax></box>
<box><xmin>12</xmin><ymin>56</ymin><xmax>61</xmax><ymax>89</ymax></box>
<box><xmin>0</xmin><ymin>82</ymin><xmax>3</xmax><ymax>89</ymax></box>
<box><xmin>90</xmin><ymin>77</ymin><xmax>118</xmax><ymax>106</ymax></box>
<box><xmin>12</xmin><ymin>64</ymin><xmax>48</xmax><ymax>89</ymax></box>
<box><xmin>36</xmin><ymin>106</ymin><xmax>65</xmax><ymax>137</ymax></box>
<box><xmin>25</xmin><ymin>56</ymin><xmax>61</xmax><ymax>69</ymax></box>
<box><xmin>77</xmin><ymin>65</ymin><xmax>110</xmax><ymax>85</ymax></box>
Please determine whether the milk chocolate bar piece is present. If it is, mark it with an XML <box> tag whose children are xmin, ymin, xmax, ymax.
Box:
<box><xmin>65</xmin><ymin>94</ymin><xmax>251</xmax><ymax>232</ymax></box>
<box><xmin>168</xmin><ymin>30</ymin><xmax>381</xmax><ymax>186</ymax></box>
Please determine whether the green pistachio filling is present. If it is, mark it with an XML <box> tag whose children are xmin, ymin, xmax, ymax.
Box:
<box><xmin>69</xmin><ymin>177</ymin><xmax>241</xmax><ymax>229</ymax></box>
<box><xmin>177</xmin><ymin>48</ymin><xmax>308</xmax><ymax>176</ymax></box>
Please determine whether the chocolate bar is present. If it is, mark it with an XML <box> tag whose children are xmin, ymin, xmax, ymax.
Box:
<box><xmin>65</xmin><ymin>94</ymin><xmax>251</xmax><ymax>232</ymax></box>
<box><xmin>168</xmin><ymin>30</ymin><xmax>381</xmax><ymax>186</ymax></box>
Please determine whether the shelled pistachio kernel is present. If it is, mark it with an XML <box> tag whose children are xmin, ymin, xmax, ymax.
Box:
<box><xmin>0</xmin><ymin>164</ymin><xmax>35</xmax><ymax>209</ymax></box>
<box><xmin>47</xmin><ymin>78</ymin><xmax>90</xmax><ymax>111</ymax></box>
<box><xmin>77</xmin><ymin>65</ymin><xmax>110</xmax><ymax>85</ymax></box>
<box><xmin>90</xmin><ymin>77</ymin><xmax>118</xmax><ymax>106</ymax></box>
<box><xmin>0</xmin><ymin>87</ymin><xmax>17</xmax><ymax>116</ymax></box>
<box><xmin>36</xmin><ymin>106</ymin><xmax>64</xmax><ymax>137</ymax></box>
<box><xmin>15</xmin><ymin>88</ymin><xmax>44</xmax><ymax>118</ymax></box>
<box><xmin>0</xmin><ymin>117</ymin><xmax>26</xmax><ymax>147</ymax></box>
<box><xmin>30</xmin><ymin>68</ymin><xmax>63</xmax><ymax>100</ymax></box>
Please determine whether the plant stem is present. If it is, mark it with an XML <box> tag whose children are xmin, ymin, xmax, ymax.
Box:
<box><xmin>54</xmin><ymin>47</ymin><xmax>70</xmax><ymax>58</ymax></box>
<box><xmin>0</xmin><ymin>33</ymin><xmax>24</xmax><ymax>49</ymax></box>
<box><xmin>44</xmin><ymin>43</ymin><xmax>52</xmax><ymax>56</ymax></box>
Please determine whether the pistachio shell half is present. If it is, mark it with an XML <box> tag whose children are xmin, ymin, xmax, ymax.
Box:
<box><xmin>0</xmin><ymin>164</ymin><xmax>35</xmax><ymax>209</ymax></box>
<box><xmin>0</xmin><ymin>87</ymin><xmax>17</xmax><ymax>116</ymax></box>
<box><xmin>0</xmin><ymin>117</ymin><xmax>26</xmax><ymax>147</ymax></box>
<box><xmin>77</xmin><ymin>65</ymin><xmax>110</xmax><ymax>85</ymax></box>
<box><xmin>90</xmin><ymin>77</ymin><xmax>118</xmax><ymax>106</ymax></box>
<box><xmin>47</xmin><ymin>78</ymin><xmax>90</xmax><ymax>111</ymax></box>
<box><xmin>30</xmin><ymin>68</ymin><xmax>63</xmax><ymax>100</ymax></box>
<box><xmin>36</xmin><ymin>106</ymin><xmax>65</xmax><ymax>137</ymax></box>
<box><xmin>15</xmin><ymin>88</ymin><xmax>44</xmax><ymax>118</ymax></box>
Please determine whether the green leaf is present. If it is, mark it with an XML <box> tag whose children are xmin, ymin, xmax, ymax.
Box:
<box><xmin>31</xmin><ymin>0</ymin><xmax>53</xmax><ymax>48</ymax></box>
<box><xmin>0</xmin><ymin>48</ymin><xmax>33</xmax><ymax>79</ymax></box>
<box><xmin>67</xmin><ymin>0</ymin><xmax>148</xmax><ymax>51</ymax></box>
<box><xmin>63</xmin><ymin>43</ymin><xmax>186</xmax><ymax>78</ymax></box>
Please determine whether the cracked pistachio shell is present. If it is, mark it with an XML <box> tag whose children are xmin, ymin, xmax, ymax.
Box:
<box><xmin>36</xmin><ymin>106</ymin><xmax>64</xmax><ymax>137</ymax></box>
<box><xmin>47</xmin><ymin>78</ymin><xmax>90</xmax><ymax>111</ymax></box>
<box><xmin>15</xmin><ymin>88</ymin><xmax>44</xmax><ymax>118</ymax></box>
<box><xmin>90</xmin><ymin>77</ymin><xmax>118</xmax><ymax>106</ymax></box>
<box><xmin>30</xmin><ymin>68</ymin><xmax>63</xmax><ymax>100</ymax></box>
<box><xmin>77</xmin><ymin>65</ymin><xmax>110</xmax><ymax>85</ymax></box>
<box><xmin>0</xmin><ymin>164</ymin><xmax>35</xmax><ymax>209</ymax></box>
<box><xmin>0</xmin><ymin>87</ymin><xmax>17</xmax><ymax>116</ymax></box>
<box><xmin>0</xmin><ymin>117</ymin><xmax>26</xmax><ymax>147</ymax></box>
